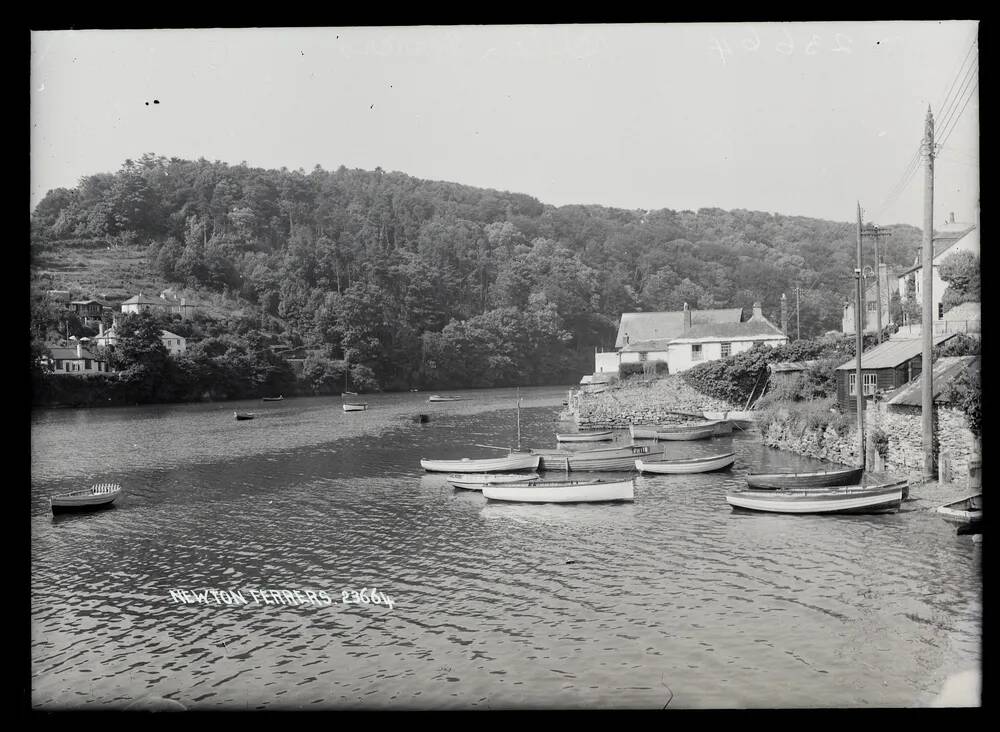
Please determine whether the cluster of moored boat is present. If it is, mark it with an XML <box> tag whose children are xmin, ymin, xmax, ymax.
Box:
<box><xmin>421</xmin><ymin>418</ymin><xmax>916</xmax><ymax>515</ymax></box>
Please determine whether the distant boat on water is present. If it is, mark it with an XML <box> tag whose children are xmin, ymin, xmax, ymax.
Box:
<box><xmin>343</xmin><ymin>402</ymin><xmax>368</xmax><ymax>412</ymax></box>
<box><xmin>50</xmin><ymin>482</ymin><xmax>121</xmax><ymax>513</ymax></box>
<box><xmin>428</xmin><ymin>395</ymin><xmax>463</xmax><ymax>403</ymax></box>
<box><xmin>234</xmin><ymin>411</ymin><xmax>256</xmax><ymax>421</ymax></box>
<box><xmin>261</xmin><ymin>395</ymin><xmax>284</xmax><ymax>402</ymax></box>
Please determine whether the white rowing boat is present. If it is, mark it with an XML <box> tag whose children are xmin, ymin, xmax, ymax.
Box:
<box><xmin>428</xmin><ymin>395</ymin><xmax>464</xmax><ymax>403</ymax></box>
<box><xmin>935</xmin><ymin>493</ymin><xmax>982</xmax><ymax>523</ymax></box>
<box><xmin>342</xmin><ymin>402</ymin><xmax>368</xmax><ymax>412</ymax></box>
<box><xmin>482</xmin><ymin>477</ymin><xmax>634</xmax><ymax>503</ymax></box>
<box><xmin>636</xmin><ymin>451</ymin><xmax>736</xmax><ymax>474</ymax></box>
<box><xmin>50</xmin><ymin>482</ymin><xmax>122</xmax><ymax>513</ymax></box>
<box><xmin>420</xmin><ymin>453</ymin><xmax>540</xmax><ymax>473</ymax></box>
<box><xmin>555</xmin><ymin>431</ymin><xmax>614</xmax><ymax>442</ymax></box>
<box><xmin>532</xmin><ymin>444</ymin><xmax>660</xmax><ymax>471</ymax></box>
<box><xmin>725</xmin><ymin>481</ymin><xmax>906</xmax><ymax>515</ymax></box>
<box><xmin>447</xmin><ymin>473</ymin><xmax>541</xmax><ymax>490</ymax></box>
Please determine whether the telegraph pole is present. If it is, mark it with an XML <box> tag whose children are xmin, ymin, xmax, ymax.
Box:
<box><xmin>794</xmin><ymin>285</ymin><xmax>801</xmax><ymax>340</ymax></box>
<box><xmin>921</xmin><ymin>107</ymin><xmax>935</xmax><ymax>479</ymax></box>
<box><xmin>862</xmin><ymin>224</ymin><xmax>893</xmax><ymax>343</ymax></box>
<box><xmin>854</xmin><ymin>202</ymin><xmax>865</xmax><ymax>469</ymax></box>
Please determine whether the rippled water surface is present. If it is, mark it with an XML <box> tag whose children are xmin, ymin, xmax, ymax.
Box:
<box><xmin>31</xmin><ymin>388</ymin><xmax>981</xmax><ymax>709</ymax></box>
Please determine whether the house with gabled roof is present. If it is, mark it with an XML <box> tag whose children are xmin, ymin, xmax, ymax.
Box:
<box><xmin>92</xmin><ymin>323</ymin><xmax>187</xmax><ymax>356</ymax></box>
<box><xmin>602</xmin><ymin>302</ymin><xmax>787</xmax><ymax>375</ymax></box>
<box><xmin>121</xmin><ymin>292</ymin><xmax>196</xmax><ymax>319</ymax></box>
<box><xmin>897</xmin><ymin>213</ymin><xmax>978</xmax><ymax>324</ymax></box>
<box><xmin>42</xmin><ymin>343</ymin><xmax>112</xmax><ymax>376</ymax></box>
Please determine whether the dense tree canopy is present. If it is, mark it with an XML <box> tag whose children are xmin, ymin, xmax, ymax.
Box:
<box><xmin>31</xmin><ymin>155</ymin><xmax>926</xmax><ymax>391</ymax></box>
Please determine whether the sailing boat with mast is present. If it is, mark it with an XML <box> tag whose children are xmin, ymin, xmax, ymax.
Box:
<box><xmin>342</xmin><ymin>366</ymin><xmax>368</xmax><ymax>412</ymax></box>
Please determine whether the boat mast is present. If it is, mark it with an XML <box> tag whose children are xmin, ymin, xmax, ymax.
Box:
<box><xmin>516</xmin><ymin>387</ymin><xmax>522</xmax><ymax>451</ymax></box>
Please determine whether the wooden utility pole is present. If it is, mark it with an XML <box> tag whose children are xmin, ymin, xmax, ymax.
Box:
<box><xmin>794</xmin><ymin>285</ymin><xmax>801</xmax><ymax>340</ymax></box>
<box><xmin>921</xmin><ymin>107</ymin><xmax>935</xmax><ymax>479</ymax></box>
<box><xmin>854</xmin><ymin>202</ymin><xmax>865</xmax><ymax>469</ymax></box>
<box><xmin>862</xmin><ymin>225</ymin><xmax>893</xmax><ymax>343</ymax></box>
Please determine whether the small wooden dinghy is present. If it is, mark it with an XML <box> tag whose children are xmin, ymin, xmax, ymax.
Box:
<box><xmin>935</xmin><ymin>493</ymin><xmax>982</xmax><ymax>523</ymax></box>
<box><xmin>745</xmin><ymin>465</ymin><xmax>864</xmax><ymax>489</ymax></box>
<box><xmin>636</xmin><ymin>451</ymin><xmax>736</xmax><ymax>474</ymax></box>
<box><xmin>725</xmin><ymin>481</ymin><xmax>906</xmax><ymax>515</ymax></box>
<box><xmin>50</xmin><ymin>482</ymin><xmax>121</xmax><ymax>513</ymax></box>
<box><xmin>421</xmin><ymin>453</ymin><xmax>540</xmax><ymax>473</ymax></box>
<box><xmin>654</xmin><ymin>423</ymin><xmax>717</xmax><ymax>441</ymax></box>
<box><xmin>482</xmin><ymin>477</ymin><xmax>635</xmax><ymax>504</ymax></box>
<box><xmin>532</xmin><ymin>444</ymin><xmax>660</xmax><ymax>471</ymax></box>
<box><xmin>342</xmin><ymin>402</ymin><xmax>368</xmax><ymax>412</ymax></box>
<box><xmin>447</xmin><ymin>473</ymin><xmax>542</xmax><ymax>490</ymax></box>
<box><xmin>234</xmin><ymin>411</ymin><xmax>256</xmax><ymax>421</ymax></box>
<box><xmin>428</xmin><ymin>395</ymin><xmax>464</xmax><ymax>403</ymax></box>
<box><xmin>555</xmin><ymin>430</ymin><xmax>614</xmax><ymax>442</ymax></box>
<box><xmin>261</xmin><ymin>395</ymin><xmax>284</xmax><ymax>402</ymax></box>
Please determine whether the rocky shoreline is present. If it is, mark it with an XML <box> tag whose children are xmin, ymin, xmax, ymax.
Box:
<box><xmin>570</xmin><ymin>376</ymin><xmax>740</xmax><ymax>427</ymax></box>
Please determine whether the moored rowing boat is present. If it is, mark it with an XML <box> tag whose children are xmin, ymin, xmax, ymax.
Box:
<box><xmin>50</xmin><ymin>482</ymin><xmax>122</xmax><ymax>513</ymax></box>
<box><xmin>421</xmin><ymin>453</ymin><xmax>540</xmax><ymax>473</ymax></box>
<box><xmin>531</xmin><ymin>444</ymin><xmax>659</xmax><ymax>471</ymax></box>
<box><xmin>447</xmin><ymin>473</ymin><xmax>541</xmax><ymax>490</ymax></box>
<box><xmin>745</xmin><ymin>465</ymin><xmax>864</xmax><ymax>489</ymax></box>
<box><xmin>636</xmin><ymin>451</ymin><xmax>736</xmax><ymax>474</ymax></box>
<box><xmin>725</xmin><ymin>481</ymin><xmax>906</xmax><ymax>515</ymax></box>
<box><xmin>555</xmin><ymin>430</ymin><xmax>614</xmax><ymax>442</ymax></box>
<box><xmin>482</xmin><ymin>477</ymin><xmax>634</xmax><ymax>503</ymax></box>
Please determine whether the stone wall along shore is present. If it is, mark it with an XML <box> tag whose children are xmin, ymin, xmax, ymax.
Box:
<box><xmin>570</xmin><ymin>376</ymin><xmax>738</xmax><ymax>428</ymax></box>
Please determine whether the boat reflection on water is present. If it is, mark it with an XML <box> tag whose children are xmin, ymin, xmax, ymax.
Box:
<box><xmin>479</xmin><ymin>500</ymin><xmax>637</xmax><ymax>527</ymax></box>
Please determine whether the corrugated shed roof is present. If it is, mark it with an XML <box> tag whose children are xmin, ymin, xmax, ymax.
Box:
<box><xmin>615</xmin><ymin>308</ymin><xmax>743</xmax><ymax>348</ymax></box>
<box><xmin>885</xmin><ymin>356</ymin><xmax>979</xmax><ymax>406</ymax></box>
<box><xmin>835</xmin><ymin>333</ymin><xmax>957</xmax><ymax>370</ymax></box>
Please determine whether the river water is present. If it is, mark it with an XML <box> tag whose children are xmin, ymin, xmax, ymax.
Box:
<box><xmin>30</xmin><ymin>387</ymin><xmax>981</xmax><ymax>709</ymax></box>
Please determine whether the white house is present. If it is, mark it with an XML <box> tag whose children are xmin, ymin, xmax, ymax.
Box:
<box><xmin>43</xmin><ymin>343</ymin><xmax>111</xmax><ymax>376</ymax></box>
<box><xmin>93</xmin><ymin>323</ymin><xmax>187</xmax><ymax>356</ymax></box>
<box><xmin>121</xmin><ymin>292</ymin><xmax>196</xmax><ymax>320</ymax></box>
<box><xmin>842</xmin><ymin>263</ymin><xmax>900</xmax><ymax>335</ymax></box>
<box><xmin>602</xmin><ymin>302</ymin><xmax>787</xmax><ymax>375</ymax></box>
<box><xmin>897</xmin><ymin>214</ymin><xmax>979</xmax><ymax>324</ymax></box>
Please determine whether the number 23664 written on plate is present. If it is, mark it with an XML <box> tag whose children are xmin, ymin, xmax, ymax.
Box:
<box><xmin>342</xmin><ymin>588</ymin><xmax>395</xmax><ymax>609</ymax></box>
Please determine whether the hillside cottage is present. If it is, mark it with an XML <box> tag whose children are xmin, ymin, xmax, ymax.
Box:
<box><xmin>121</xmin><ymin>292</ymin><xmax>196</xmax><ymax>320</ymax></box>
<box><xmin>43</xmin><ymin>343</ymin><xmax>111</xmax><ymax>375</ymax></box>
<box><xmin>897</xmin><ymin>214</ymin><xmax>978</xmax><ymax>325</ymax></box>
<box><xmin>93</xmin><ymin>323</ymin><xmax>187</xmax><ymax>356</ymax></box>
<box><xmin>841</xmin><ymin>263</ymin><xmax>899</xmax><ymax>335</ymax></box>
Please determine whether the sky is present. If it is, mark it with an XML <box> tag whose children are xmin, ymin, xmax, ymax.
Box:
<box><xmin>30</xmin><ymin>22</ymin><xmax>979</xmax><ymax>228</ymax></box>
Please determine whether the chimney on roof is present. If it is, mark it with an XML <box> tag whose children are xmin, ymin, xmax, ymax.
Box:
<box><xmin>752</xmin><ymin>302</ymin><xmax>763</xmax><ymax>321</ymax></box>
<box><xmin>780</xmin><ymin>294</ymin><xmax>788</xmax><ymax>335</ymax></box>
<box><xmin>98</xmin><ymin>322</ymin><xmax>104</xmax><ymax>336</ymax></box>
<box><xmin>76</xmin><ymin>343</ymin><xmax>82</xmax><ymax>359</ymax></box>
<box><xmin>949</xmin><ymin>212</ymin><xmax>955</xmax><ymax>224</ymax></box>
<box><xmin>682</xmin><ymin>303</ymin><xmax>691</xmax><ymax>331</ymax></box>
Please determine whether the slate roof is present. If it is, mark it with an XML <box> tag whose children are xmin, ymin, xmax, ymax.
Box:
<box><xmin>615</xmin><ymin>309</ymin><xmax>743</xmax><ymax>348</ymax></box>
<box><xmin>885</xmin><ymin>356</ymin><xmax>979</xmax><ymax>407</ymax></box>
<box><xmin>47</xmin><ymin>347</ymin><xmax>102</xmax><ymax>361</ymax></box>
<box><xmin>835</xmin><ymin>333</ymin><xmax>958</xmax><ymax>371</ymax></box>
<box><xmin>898</xmin><ymin>227</ymin><xmax>978</xmax><ymax>276</ymax></box>
<box><xmin>669</xmin><ymin>318</ymin><xmax>786</xmax><ymax>342</ymax></box>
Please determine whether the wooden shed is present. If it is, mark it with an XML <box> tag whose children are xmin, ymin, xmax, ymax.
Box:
<box><xmin>835</xmin><ymin>333</ymin><xmax>958</xmax><ymax>413</ymax></box>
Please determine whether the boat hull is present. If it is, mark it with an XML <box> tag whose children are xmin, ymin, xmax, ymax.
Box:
<box><xmin>421</xmin><ymin>454</ymin><xmax>540</xmax><ymax>473</ymax></box>
<box><xmin>935</xmin><ymin>493</ymin><xmax>983</xmax><ymax>523</ymax></box>
<box><xmin>746</xmin><ymin>466</ymin><xmax>865</xmax><ymax>489</ymax></box>
<box><xmin>533</xmin><ymin>444</ymin><xmax>659</xmax><ymax>471</ymax></box>
<box><xmin>726</xmin><ymin>482</ymin><xmax>905</xmax><ymax>515</ymax></box>
<box><xmin>636</xmin><ymin>452</ymin><xmax>736</xmax><ymax>474</ymax></box>
<box><xmin>342</xmin><ymin>403</ymin><xmax>368</xmax><ymax>412</ymax></box>
<box><xmin>428</xmin><ymin>396</ymin><xmax>463</xmax><ymax>403</ymax></box>
<box><xmin>50</xmin><ymin>484</ymin><xmax>121</xmax><ymax>513</ymax></box>
<box><xmin>483</xmin><ymin>478</ymin><xmax>634</xmax><ymax>503</ymax></box>
<box><xmin>556</xmin><ymin>431</ymin><xmax>614</xmax><ymax>442</ymax></box>
<box><xmin>447</xmin><ymin>473</ymin><xmax>541</xmax><ymax>490</ymax></box>
<box><xmin>654</xmin><ymin>424</ymin><xmax>717</xmax><ymax>441</ymax></box>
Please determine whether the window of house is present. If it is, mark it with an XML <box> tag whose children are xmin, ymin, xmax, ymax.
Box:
<box><xmin>691</xmin><ymin>344</ymin><xmax>703</xmax><ymax>361</ymax></box>
<box><xmin>720</xmin><ymin>342</ymin><xmax>731</xmax><ymax>358</ymax></box>
<box><xmin>867</xmin><ymin>301</ymin><xmax>877</xmax><ymax>312</ymax></box>
<box><xmin>85</xmin><ymin>359</ymin><xmax>92</xmax><ymax>370</ymax></box>
<box><xmin>863</xmin><ymin>373</ymin><xmax>877</xmax><ymax>395</ymax></box>
<box><xmin>754</xmin><ymin>340</ymin><xmax>766</xmax><ymax>347</ymax></box>
<box><xmin>638</xmin><ymin>352</ymin><xmax>647</xmax><ymax>362</ymax></box>
<box><xmin>938</xmin><ymin>303</ymin><xmax>944</xmax><ymax>319</ymax></box>
<box><xmin>849</xmin><ymin>373</ymin><xmax>856</xmax><ymax>395</ymax></box>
